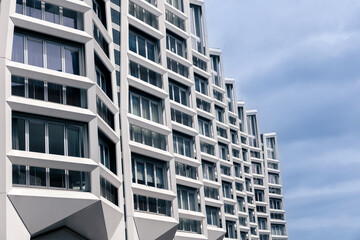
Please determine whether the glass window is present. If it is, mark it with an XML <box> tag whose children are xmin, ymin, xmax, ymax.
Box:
<box><xmin>11</xmin><ymin>76</ymin><xmax>25</xmax><ymax>97</ymax></box>
<box><xmin>46</xmin><ymin>42</ymin><xmax>62</xmax><ymax>71</ymax></box>
<box><xmin>12</xmin><ymin>165</ymin><xmax>26</xmax><ymax>185</ymax></box>
<box><xmin>65</xmin><ymin>48</ymin><xmax>80</xmax><ymax>75</ymax></box>
<box><xmin>48</xmin><ymin>123</ymin><xmax>64</xmax><ymax>155</ymax></box>
<box><xmin>26</xmin><ymin>0</ymin><xmax>42</xmax><ymax>19</ymax></box>
<box><xmin>66</xmin><ymin>86</ymin><xmax>86</xmax><ymax>108</ymax></box>
<box><xmin>100</xmin><ymin>177</ymin><xmax>118</xmax><ymax>205</ymax></box>
<box><xmin>29</xmin><ymin>121</ymin><xmax>45</xmax><ymax>153</ymax></box>
<box><xmin>132</xmin><ymin>155</ymin><xmax>166</xmax><ymax>189</ymax></box>
<box><xmin>29</xmin><ymin>166</ymin><xmax>46</xmax><ymax>186</ymax></box>
<box><xmin>28</xmin><ymin>39</ymin><xmax>43</xmax><ymax>67</ymax></box>
<box><xmin>44</xmin><ymin>3</ymin><xmax>60</xmax><ymax>24</ymax></box>
<box><xmin>67</xmin><ymin>126</ymin><xmax>81</xmax><ymax>157</ymax></box>
<box><xmin>130</xmin><ymin>125</ymin><xmax>167</xmax><ymax>150</ymax></box>
<box><xmin>50</xmin><ymin>168</ymin><xmax>66</xmax><ymax>188</ymax></box>
<box><xmin>63</xmin><ymin>8</ymin><xmax>78</xmax><ymax>29</ymax></box>
<box><xmin>12</xmin><ymin>34</ymin><xmax>24</xmax><ymax>63</ymax></box>
<box><xmin>28</xmin><ymin>79</ymin><xmax>44</xmax><ymax>100</ymax></box>
<box><xmin>48</xmin><ymin>83</ymin><xmax>63</xmax><ymax>103</ymax></box>
<box><xmin>130</xmin><ymin>91</ymin><xmax>162</xmax><ymax>124</ymax></box>
<box><xmin>16</xmin><ymin>0</ymin><xmax>23</xmax><ymax>14</ymax></box>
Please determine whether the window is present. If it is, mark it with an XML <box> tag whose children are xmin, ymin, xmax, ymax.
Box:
<box><xmin>270</xmin><ymin>198</ymin><xmax>282</xmax><ymax>210</ymax></box>
<box><xmin>268</xmin><ymin>162</ymin><xmax>279</xmax><ymax>170</ymax></box>
<box><xmin>247</xmin><ymin>196</ymin><xmax>254</xmax><ymax>205</ymax></box>
<box><xmin>271</xmin><ymin>213</ymin><xmax>284</xmax><ymax>220</ymax></box>
<box><xmin>211</xmin><ymin>55</ymin><xmax>222</xmax><ymax>87</ymax></box>
<box><xmin>225</xmin><ymin>221</ymin><xmax>236</xmax><ymax>239</ymax></box>
<box><xmin>215</xmin><ymin>106</ymin><xmax>225</xmax><ymax>123</ymax></box>
<box><xmin>12</xmin><ymin>113</ymin><xmax>87</xmax><ymax>157</ymax></box>
<box><xmin>234</xmin><ymin>163</ymin><xmax>241</xmax><ymax>178</ymax></box>
<box><xmin>134</xmin><ymin>195</ymin><xmax>172</xmax><ymax>216</ymax></box>
<box><xmin>269</xmin><ymin>187</ymin><xmax>281</xmax><ymax>195</ymax></box>
<box><xmin>202</xmin><ymin>161</ymin><xmax>216</xmax><ymax>181</ymax></box>
<box><xmin>240</xmin><ymin>232</ymin><xmax>247</xmax><ymax>240</ymax></box>
<box><xmin>173</xmin><ymin>131</ymin><xmax>193</xmax><ymax>158</ymax></box>
<box><xmin>196</xmin><ymin>98</ymin><xmax>211</xmax><ymax>112</ymax></box>
<box><xmin>112</xmin><ymin>29</ymin><xmax>120</xmax><ymax>47</ymax></box>
<box><xmin>230</xmin><ymin>130</ymin><xmax>238</xmax><ymax>144</ymax></box>
<box><xmin>242</xmin><ymin>149</ymin><xmax>248</xmax><ymax>162</ymax></box>
<box><xmin>268</xmin><ymin>173</ymin><xmax>280</xmax><ymax>184</ymax></box>
<box><xmin>253</xmin><ymin>178</ymin><xmax>263</xmax><ymax>186</ymax></box>
<box><xmin>255</xmin><ymin>190</ymin><xmax>265</xmax><ymax>202</ymax></box>
<box><xmin>190</xmin><ymin>4</ymin><xmax>206</xmax><ymax>55</ymax></box>
<box><xmin>93</xmin><ymin>23</ymin><xmax>109</xmax><ymax>56</ymax></box>
<box><xmin>235</xmin><ymin>182</ymin><xmax>243</xmax><ymax>191</ymax></box>
<box><xmin>132</xmin><ymin>154</ymin><xmax>167</xmax><ymax>189</ymax></box>
<box><xmin>167</xmin><ymin>57</ymin><xmax>188</xmax><ymax>78</ymax></box>
<box><xmin>12</xmin><ymin>32</ymin><xmax>82</xmax><ymax>75</ymax></box>
<box><xmin>260</xmin><ymin>235</ymin><xmax>270</xmax><ymax>240</ymax></box>
<box><xmin>13</xmin><ymin>164</ymin><xmax>90</xmax><ymax>191</ymax></box>
<box><xmin>97</xmin><ymin>97</ymin><xmax>115</xmax><ymax>129</ymax></box>
<box><xmin>249</xmin><ymin>209</ymin><xmax>255</xmax><ymax>223</ymax></box>
<box><xmin>266</xmin><ymin>137</ymin><xmax>277</xmax><ymax>159</ymax></box>
<box><xmin>218</xmin><ymin>143</ymin><xmax>229</xmax><ymax>161</ymax></box>
<box><xmin>244</xmin><ymin>166</ymin><xmax>250</xmax><ymax>174</ymax></box>
<box><xmin>222</xmin><ymin>181</ymin><xmax>232</xmax><ymax>199</ymax></box>
<box><xmin>224</xmin><ymin>204</ymin><xmax>235</xmax><ymax>215</ymax></box>
<box><xmin>194</xmin><ymin>74</ymin><xmax>208</xmax><ymax>95</ymax></box>
<box><xmin>271</xmin><ymin>224</ymin><xmax>286</xmax><ymax>236</ymax></box>
<box><xmin>200</xmin><ymin>141</ymin><xmax>214</xmax><ymax>155</ymax></box>
<box><xmin>237</xmin><ymin>197</ymin><xmax>246</xmax><ymax>212</ymax></box>
<box><xmin>206</xmin><ymin>206</ymin><xmax>220</xmax><ymax>227</ymax></box>
<box><xmin>247</xmin><ymin>114</ymin><xmax>259</xmax><ymax>147</ymax></box>
<box><xmin>239</xmin><ymin>217</ymin><xmax>247</xmax><ymax>226</ymax></box>
<box><xmin>229</xmin><ymin>116</ymin><xmax>237</xmax><ymax>125</ymax></box>
<box><xmin>166</xmin><ymin>31</ymin><xmax>187</xmax><ymax>58</ymax></box>
<box><xmin>100</xmin><ymin>177</ymin><xmax>118</xmax><ymax>205</ymax></box>
<box><xmin>129</xmin><ymin>124</ymin><xmax>167</xmax><ymax>150</ymax></box>
<box><xmin>213</xmin><ymin>90</ymin><xmax>223</xmax><ymax>102</ymax></box>
<box><xmin>226</xmin><ymin>84</ymin><xmax>235</xmax><ymax>112</ymax></box>
<box><xmin>252</xmin><ymin>162</ymin><xmax>262</xmax><ymax>175</ymax></box>
<box><xmin>198</xmin><ymin>117</ymin><xmax>212</xmax><ymax>137</ymax></box>
<box><xmin>171</xmin><ymin>109</ymin><xmax>193</xmax><ymax>127</ymax></box>
<box><xmin>245</xmin><ymin>178</ymin><xmax>252</xmax><ymax>192</ymax></box>
<box><xmin>258</xmin><ymin>218</ymin><xmax>268</xmax><ymax>230</ymax></box>
<box><xmin>11</xmin><ymin>76</ymin><xmax>87</xmax><ymax>108</ymax></box>
<box><xmin>220</xmin><ymin>165</ymin><xmax>231</xmax><ymax>176</ymax></box>
<box><xmin>16</xmin><ymin>0</ymin><xmax>83</xmax><ymax>30</ymax></box>
<box><xmin>129</xmin><ymin>61</ymin><xmax>163</xmax><ymax>88</ymax></box>
<box><xmin>204</xmin><ymin>186</ymin><xmax>219</xmax><ymax>200</ymax></box>
<box><xmin>129</xmin><ymin>30</ymin><xmax>159</xmax><ymax>63</ymax></box>
<box><xmin>129</xmin><ymin>91</ymin><xmax>162</xmax><ymax>124</ymax></box>
<box><xmin>165</xmin><ymin>10</ymin><xmax>185</xmax><ymax>31</ymax></box>
<box><xmin>217</xmin><ymin>127</ymin><xmax>227</xmax><ymax>139</ymax></box>
<box><xmin>111</xmin><ymin>9</ymin><xmax>121</xmax><ymax>26</ymax></box>
<box><xmin>178</xmin><ymin>218</ymin><xmax>201</xmax><ymax>234</ymax></box>
<box><xmin>193</xmin><ymin>56</ymin><xmax>207</xmax><ymax>71</ymax></box>
<box><xmin>169</xmin><ymin>81</ymin><xmax>189</xmax><ymax>106</ymax></box>
<box><xmin>93</xmin><ymin>0</ymin><xmax>106</xmax><ymax>27</ymax></box>
<box><xmin>250</xmin><ymin>227</ymin><xmax>257</xmax><ymax>236</ymax></box>
<box><xmin>166</xmin><ymin>0</ymin><xmax>184</xmax><ymax>12</ymax></box>
<box><xmin>129</xmin><ymin>1</ymin><xmax>158</xmax><ymax>29</ymax></box>
<box><xmin>233</xmin><ymin>149</ymin><xmax>240</xmax><ymax>158</ymax></box>
<box><xmin>238</xmin><ymin>106</ymin><xmax>245</xmax><ymax>132</ymax></box>
<box><xmin>98</xmin><ymin>130</ymin><xmax>116</xmax><ymax>174</ymax></box>
<box><xmin>175</xmin><ymin>162</ymin><xmax>197</xmax><ymax>180</ymax></box>
<box><xmin>257</xmin><ymin>205</ymin><xmax>266</xmax><ymax>213</ymax></box>
<box><xmin>177</xmin><ymin>186</ymin><xmax>200</xmax><ymax>212</ymax></box>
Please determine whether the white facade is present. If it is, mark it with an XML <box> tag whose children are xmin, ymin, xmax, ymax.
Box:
<box><xmin>0</xmin><ymin>0</ymin><xmax>288</xmax><ymax>239</ymax></box>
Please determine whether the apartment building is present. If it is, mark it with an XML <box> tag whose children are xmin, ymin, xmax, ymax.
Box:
<box><xmin>0</xmin><ymin>0</ymin><xmax>288</xmax><ymax>239</ymax></box>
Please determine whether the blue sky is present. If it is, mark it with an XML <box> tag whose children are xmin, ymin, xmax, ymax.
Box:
<box><xmin>205</xmin><ymin>1</ymin><xmax>360</xmax><ymax>239</ymax></box>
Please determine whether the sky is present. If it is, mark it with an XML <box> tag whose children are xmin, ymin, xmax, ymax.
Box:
<box><xmin>205</xmin><ymin>1</ymin><xmax>360</xmax><ymax>239</ymax></box>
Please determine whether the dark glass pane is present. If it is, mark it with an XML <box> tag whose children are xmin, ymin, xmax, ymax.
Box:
<box><xmin>12</xmin><ymin>165</ymin><xmax>26</xmax><ymax>185</ymax></box>
<box><xmin>67</xmin><ymin>126</ymin><xmax>81</xmax><ymax>157</ymax></box>
<box><xmin>29</xmin><ymin>166</ymin><xmax>46</xmax><ymax>186</ymax></box>
<box><xmin>65</xmin><ymin>48</ymin><xmax>79</xmax><ymax>75</ymax></box>
<box><xmin>16</xmin><ymin>0</ymin><xmax>23</xmax><ymax>14</ymax></box>
<box><xmin>48</xmin><ymin>82</ymin><xmax>63</xmax><ymax>103</ymax></box>
<box><xmin>147</xmin><ymin>42</ymin><xmax>155</xmax><ymax>61</ymax></box>
<box><xmin>138</xmin><ymin>36</ymin><xmax>146</xmax><ymax>57</ymax></box>
<box><xmin>69</xmin><ymin>170</ymin><xmax>81</xmax><ymax>190</ymax></box>
<box><xmin>148</xmin><ymin>197</ymin><xmax>157</xmax><ymax>213</ymax></box>
<box><xmin>130</xmin><ymin>62</ymin><xmax>138</xmax><ymax>78</ymax></box>
<box><xmin>12</xmin><ymin>118</ymin><xmax>25</xmax><ymax>150</ymax></box>
<box><xmin>129</xmin><ymin>33</ymin><xmax>137</xmax><ymax>52</ymax></box>
<box><xmin>46</xmin><ymin>42</ymin><xmax>62</xmax><ymax>71</ymax></box>
<box><xmin>48</xmin><ymin>123</ymin><xmax>64</xmax><ymax>155</ymax></box>
<box><xmin>12</xmin><ymin>34</ymin><xmax>24</xmax><ymax>63</ymax></box>
<box><xmin>45</xmin><ymin>3</ymin><xmax>60</xmax><ymax>24</ymax></box>
<box><xmin>29</xmin><ymin>121</ymin><xmax>45</xmax><ymax>153</ymax></box>
<box><xmin>66</xmin><ymin>86</ymin><xmax>81</xmax><ymax>107</ymax></box>
<box><xmin>63</xmin><ymin>8</ymin><xmax>77</xmax><ymax>29</ymax></box>
<box><xmin>138</xmin><ymin>196</ymin><xmax>147</xmax><ymax>211</ymax></box>
<box><xmin>26</xmin><ymin>0</ymin><xmax>42</xmax><ymax>19</ymax></box>
<box><xmin>11</xmin><ymin>76</ymin><xmax>25</xmax><ymax>97</ymax></box>
<box><xmin>28</xmin><ymin>39</ymin><xmax>43</xmax><ymax>67</ymax></box>
<box><xmin>50</xmin><ymin>168</ymin><xmax>65</xmax><ymax>188</ymax></box>
<box><xmin>28</xmin><ymin>79</ymin><xmax>44</xmax><ymax>100</ymax></box>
